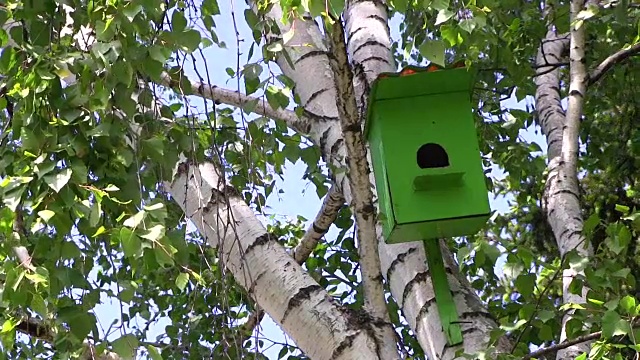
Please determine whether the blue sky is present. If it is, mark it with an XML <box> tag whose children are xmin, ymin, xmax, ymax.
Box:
<box><xmin>89</xmin><ymin>1</ymin><xmax>550</xmax><ymax>358</ymax></box>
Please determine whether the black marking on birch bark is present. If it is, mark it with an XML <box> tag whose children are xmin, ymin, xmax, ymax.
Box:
<box><xmin>244</xmin><ymin>233</ymin><xmax>277</xmax><ymax>256</ymax></box>
<box><xmin>350</xmin><ymin>0</ymin><xmax>387</xmax><ymax>7</ymax></box>
<box><xmin>346</xmin><ymin>26</ymin><xmax>363</xmax><ymax>44</ymax></box>
<box><xmin>176</xmin><ymin>161</ymin><xmax>191</xmax><ymax>176</ymax></box>
<box><xmin>569</xmin><ymin>89</ymin><xmax>584</xmax><ymax>97</ymax></box>
<box><xmin>282</xmin><ymin>284</ymin><xmax>323</xmax><ymax>322</ymax></box>
<box><xmin>550</xmin><ymin>189</ymin><xmax>580</xmax><ymax>200</ymax></box>
<box><xmin>330</xmin><ymin>138</ymin><xmax>345</xmax><ymax>159</ymax></box>
<box><xmin>301</xmin><ymin>108</ymin><xmax>339</xmax><ymax>123</ymax></box>
<box><xmin>341</xmin><ymin>308</ymin><xmax>389</xmax><ymax>357</ymax></box>
<box><xmin>547</xmin><ymin>137</ymin><xmax>561</xmax><ymax>149</ymax></box>
<box><xmin>353</xmin><ymin>40</ymin><xmax>390</xmax><ymax>55</ymax></box>
<box><xmin>386</xmin><ymin>247</ymin><xmax>417</xmax><ymax>282</ymax></box>
<box><xmin>564</xmin><ymin>230</ymin><xmax>583</xmax><ymax>241</ymax></box>
<box><xmin>360</xmin><ymin>55</ymin><xmax>392</xmax><ymax>65</ymax></box>
<box><xmin>319</xmin><ymin>128</ymin><xmax>331</xmax><ymax>153</ymax></box>
<box><xmin>203</xmin><ymin>189</ymin><xmax>227</xmax><ymax>213</ymax></box>
<box><xmin>296</xmin><ymin>50</ymin><xmax>331</xmax><ymax>65</ymax></box>
<box><xmin>460</xmin><ymin>311</ymin><xmax>497</xmax><ymax>322</ymax></box>
<box><xmin>361</xmin><ymin>203</ymin><xmax>375</xmax><ymax>215</ymax></box>
<box><xmin>342</xmin><ymin>123</ymin><xmax>361</xmax><ymax>133</ymax></box>
<box><xmin>306</xmin><ymin>88</ymin><xmax>329</xmax><ymax>106</ymax></box>
<box><xmin>403</xmin><ymin>268</ymin><xmax>456</xmax><ymax>306</ymax></box>
<box><xmin>331</xmin><ymin>334</ymin><xmax>357</xmax><ymax>359</ymax></box>
<box><xmin>312</xmin><ymin>223</ymin><xmax>327</xmax><ymax>234</ymax></box>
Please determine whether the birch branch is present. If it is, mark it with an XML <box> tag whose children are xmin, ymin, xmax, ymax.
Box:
<box><xmin>158</xmin><ymin>72</ymin><xmax>310</xmax><ymax>135</ymax></box>
<box><xmin>325</xmin><ymin>16</ymin><xmax>388</xmax><ymax>321</ymax></box>
<box><xmin>166</xmin><ymin>156</ymin><xmax>388</xmax><ymax>360</ymax></box>
<box><xmin>292</xmin><ymin>185</ymin><xmax>345</xmax><ymax>263</ymax></box>
<box><xmin>534</xmin><ymin>32</ymin><xmax>569</xmax><ymax>159</ymax></box>
<box><xmin>588</xmin><ymin>42</ymin><xmax>640</xmax><ymax>86</ymax></box>
<box><xmin>544</xmin><ymin>1</ymin><xmax>592</xmax><ymax>358</ymax></box>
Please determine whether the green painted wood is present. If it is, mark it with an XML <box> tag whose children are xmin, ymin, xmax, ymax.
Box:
<box><xmin>424</xmin><ymin>239</ymin><xmax>463</xmax><ymax>346</ymax></box>
<box><xmin>365</xmin><ymin>66</ymin><xmax>491</xmax><ymax>243</ymax></box>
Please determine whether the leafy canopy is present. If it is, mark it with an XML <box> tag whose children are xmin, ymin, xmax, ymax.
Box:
<box><xmin>0</xmin><ymin>0</ymin><xmax>638</xmax><ymax>359</ymax></box>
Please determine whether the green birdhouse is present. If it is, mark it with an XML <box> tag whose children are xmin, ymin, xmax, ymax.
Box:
<box><xmin>366</xmin><ymin>65</ymin><xmax>490</xmax><ymax>244</ymax></box>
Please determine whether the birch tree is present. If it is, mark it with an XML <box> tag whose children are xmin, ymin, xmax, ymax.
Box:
<box><xmin>0</xmin><ymin>0</ymin><xmax>639</xmax><ymax>360</ymax></box>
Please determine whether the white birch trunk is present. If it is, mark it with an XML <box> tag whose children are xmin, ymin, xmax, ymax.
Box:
<box><xmin>260</xmin><ymin>3</ymin><xmax>511</xmax><ymax>358</ymax></box>
<box><xmin>165</xmin><ymin>157</ymin><xmax>388</xmax><ymax>360</ymax></box>
<box><xmin>534</xmin><ymin>21</ymin><xmax>592</xmax><ymax>360</ymax></box>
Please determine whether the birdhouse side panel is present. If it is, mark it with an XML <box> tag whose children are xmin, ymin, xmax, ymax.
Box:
<box><xmin>375</xmin><ymin>92</ymin><xmax>490</xmax><ymax>229</ymax></box>
<box><xmin>366</xmin><ymin>112</ymin><xmax>397</xmax><ymax>241</ymax></box>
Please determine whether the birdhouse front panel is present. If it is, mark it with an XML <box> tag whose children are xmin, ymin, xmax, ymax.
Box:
<box><xmin>366</xmin><ymin>66</ymin><xmax>491</xmax><ymax>243</ymax></box>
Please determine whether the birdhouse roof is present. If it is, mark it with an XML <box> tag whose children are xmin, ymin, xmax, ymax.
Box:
<box><xmin>364</xmin><ymin>65</ymin><xmax>476</xmax><ymax>137</ymax></box>
<box><xmin>369</xmin><ymin>65</ymin><xmax>475</xmax><ymax>102</ymax></box>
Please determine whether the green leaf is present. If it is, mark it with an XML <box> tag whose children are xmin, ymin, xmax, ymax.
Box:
<box><xmin>37</xmin><ymin>210</ymin><xmax>55</xmax><ymax>222</ymax></box>
<box><xmin>606</xmin><ymin>224</ymin><xmax>631</xmax><ymax>255</ymax></box>
<box><xmin>180</xmin><ymin>30</ymin><xmax>202</xmax><ymax>52</ymax></box>
<box><xmin>459</xmin><ymin>19</ymin><xmax>477</xmax><ymax>33</ymax></box>
<box><xmin>620</xmin><ymin>295</ymin><xmax>636</xmax><ymax>315</ymax></box>
<box><xmin>538</xmin><ymin>309</ymin><xmax>555</xmax><ymax>323</ymax></box>
<box><xmin>171</xmin><ymin>11</ymin><xmax>187</xmax><ymax>32</ymax></box>
<box><xmin>418</xmin><ymin>40</ymin><xmax>446</xmax><ymax>67</ymax></box>
<box><xmin>154</xmin><ymin>245</ymin><xmax>176</xmax><ymax>267</ymax></box>
<box><xmin>123</xmin><ymin>211</ymin><xmax>146</xmax><ymax>228</ymax></box>
<box><xmin>120</xmin><ymin>228</ymin><xmax>142</xmax><ymax>259</ymax></box>
<box><xmin>149</xmin><ymin>46</ymin><xmax>171</xmax><ymax>64</ymax></box>
<box><xmin>44</xmin><ymin>168</ymin><xmax>73</xmax><ymax>193</ymax></box>
<box><xmin>602</xmin><ymin>310</ymin><xmax>630</xmax><ymax>338</ymax></box>
<box><xmin>66</xmin><ymin>311</ymin><xmax>96</xmax><ymax>342</ymax></box>
<box><xmin>112</xmin><ymin>334</ymin><xmax>139</xmax><ymax>360</ymax></box>
<box><xmin>123</xmin><ymin>3</ymin><xmax>143</xmax><ymax>21</ymax></box>
<box><xmin>176</xmin><ymin>273</ymin><xmax>189</xmax><ymax>292</ymax></box>
<box><xmin>430</xmin><ymin>0</ymin><xmax>449</xmax><ymax>10</ymax></box>
<box><xmin>514</xmin><ymin>273</ymin><xmax>535</xmax><ymax>298</ymax></box>
<box><xmin>1</xmin><ymin>319</ymin><xmax>17</xmax><ymax>333</ymax></box>
<box><xmin>538</xmin><ymin>324</ymin><xmax>553</xmax><ymax>341</ymax></box>
<box><xmin>30</xmin><ymin>293</ymin><xmax>47</xmax><ymax>318</ymax></box>
<box><xmin>147</xmin><ymin>345</ymin><xmax>163</xmax><ymax>360</ymax></box>
<box><xmin>435</xmin><ymin>9</ymin><xmax>454</xmax><ymax>25</ymax></box>
<box><xmin>118</xmin><ymin>288</ymin><xmax>135</xmax><ymax>303</ymax></box>
<box><xmin>140</xmin><ymin>225</ymin><xmax>165</xmax><ymax>241</ymax></box>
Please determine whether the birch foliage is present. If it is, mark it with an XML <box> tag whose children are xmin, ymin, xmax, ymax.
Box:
<box><xmin>0</xmin><ymin>0</ymin><xmax>638</xmax><ymax>359</ymax></box>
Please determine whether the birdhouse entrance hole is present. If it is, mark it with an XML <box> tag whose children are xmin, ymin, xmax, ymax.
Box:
<box><xmin>417</xmin><ymin>143</ymin><xmax>449</xmax><ymax>169</ymax></box>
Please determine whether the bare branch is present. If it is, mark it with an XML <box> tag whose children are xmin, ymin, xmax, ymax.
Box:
<box><xmin>524</xmin><ymin>319</ymin><xmax>640</xmax><ymax>360</ymax></box>
<box><xmin>158</xmin><ymin>72</ymin><xmax>311</xmax><ymax>136</ymax></box>
<box><xmin>588</xmin><ymin>42</ymin><xmax>640</xmax><ymax>86</ymax></box>
<box><xmin>292</xmin><ymin>185</ymin><xmax>345</xmax><ymax>263</ymax></box>
<box><xmin>523</xmin><ymin>332</ymin><xmax>600</xmax><ymax>360</ymax></box>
